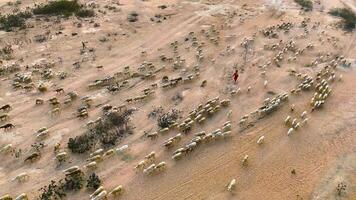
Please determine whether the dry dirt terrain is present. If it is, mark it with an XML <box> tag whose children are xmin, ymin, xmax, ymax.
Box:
<box><xmin>0</xmin><ymin>0</ymin><xmax>355</xmax><ymax>199</ymax></box>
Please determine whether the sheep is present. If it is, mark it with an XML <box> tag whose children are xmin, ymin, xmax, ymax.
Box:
<box><xmin>12</xmin><ymin>172</ymin><xmax>29</xmax><ymax>183</ymax></box>
<box><xmin>91</xmin><ymin>190</ymin><xmax>107</xmax><ymax>200</ymax></box>
<box><xmin>227</xmin><ymin>110</ymin><xmax>233</xmax><ymax>119</ymax></box>
<box><xmin>15</xmin><ymin>193</ymin><xmax>28</xmax><ymax>200</ymax></box>
<box><xmin>0</xmin><ymin>194</ymin><xmax>12</xmax><ymax>200</ymax></box>
<box><xmin>109</xmin><ymin>185</ymin><xmax>124</xmax><ymax>197</ymax></box>
<box><xmin>227</xmin><ymin>178</ymin><xmax>236</xmax><ymax>192</ymax></box>
<box><xmin>301</xmin><ymin>111</ymin><xmax>307</xmax><ymax>119</ymax></box>
<box><xmin>155</xmin><ymin>161</ymin><xmax>167</xmax><ymax>171</ymax></box>
<box><xmin>0</xmin><ymin>104</ymin><xmax>11</xmax><ymax>112</ymax></box>
<box><xmin>116</xmin><ymin>145</ymin><xmax>129</xmax><ymax>155</ymax></box>
<box><xmin>222</xmin><ymin>123</ymin><xmax>232</xmax><ymax>132</ymax></box>
<box><xmin>55</xmin><ymin>152</ymin><xmax>68</xmax><ymax>163</ymax></box>
<box><xmin>264</xmin><ymin>80</ymin><xmax>268</xmax><ymax>88</ymax></box>
<box><xmin>24</xmin><ymin>152</ymin><xmax>40</xmax><ymax>163</ymax></box>
<box><xmin>87</xmin><ymin>155</ymin><xmax>103</xmax><ymax>163</ymax></box>
<box><xmin>1</xmin><ymin>144</ymin><xmax>14</xmax><ymax>154</ymax></box>
<box><xmin>85</xmin><ymin>161</ymin><xmax>98</xmax><ymax>170</ymax></box>
<box><xmin>90</xmin><ymin>149</ymin><xmax>104</xmax><ymax>157</ymax></box>
<box><xmin>247</xmin><ymin>86</ymin><xmax>251</xmax><ymax>92</ymax></box>
<box><xmin>51</xmin><ymin>107</ymin><xmax>60</xmax><ymax>115</ymax></box>
<box><xmin>143</xmin><ymin>164</ymin><xmax>156</xmax><ymax>175</ymax></box>
<box><xmin>0</xmin><ymin>114</ymin><xmax>8</xmax><ymax>121</ymax></box>
<box><xmin>63</xmin><ymin>166</ymin><xmax>81</xmax><ymax>175</ymax></box>
<box><xmin>90</xmin><ymin>186</ymin><xmax>104</xmax><ymax>198</ymax></box>
<box><xmin>241</xmin><ymin>155</ymin><xmax>249</xmax><ymax>166</ymax></box>
<box><xmin>172</xmin><ymin>152</ymin><xmax>183</xmax><ymax>161</ymax></box>
<box><xmin>135</xmin><ymin>160</ymin><xmax>147</xmax><ymax>170</ymax></box>
<box><xmin>145</xmin><ymin>151</ymin><xmax>156</xmax><ymax>161</ymax></box>
<box><xmin>291</xmin><ymin>118</ymin><xmax>297</xmax><ymax>127</ymax></box>
<box><xmin>103</xmin><ymin>149</ymin><xmax>115</xmax><ymax>158</ymax></box>
<box><xmin>287</xmin><ymin>128</ymin><xmax>294</xmax><ymax>136</ymax></box>
<box><xmin>290</xmin><ymin>104</ymin><xmax>295</xmax><ymax>112</ymax></box>
<box><xmin>284</xmin><ymin>116</ymin><xmax>292</xmax><ymax>126</ymax></box>
<box><xmin>257</xmin><ymin>136</ymin><xmax>265</xmax><ymax>145</ymax></box>
<box><xmin>0</xmin><ymin>123</ymin><xmax>15</xmax><ymax>131</ymax></box>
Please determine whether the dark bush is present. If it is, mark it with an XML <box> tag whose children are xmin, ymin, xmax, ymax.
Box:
<box><xmin>68</xmin><ymin>109</ymin><xmax>133</xmax><ymax>153</ymax></box>
<box><xmin>157</xmin><ymin>109</ymin><xmax>180</xmax><ymax>129</ymax></box>
<box><xmin>33</xmin><ymin>0</ymin><xmax>95</xmax><ymax>18</ymax></box>
<box><xmin>76</xmin><ymin>9</ymin><xmax>95</xmax><ymax>18</ymax></box>
<box><xmin>329</xmin><ymin>8</ymin><xmax>356</xmax><ymax>31</ymax></box>
<box><xmin>127</xmin><ymin>12</ymin><xmax>139</xmax><ymax>22</ymax></box>
<box><xmin>68</xmin><ymin>133</ymin><xmax>95</xmax><ymax>153</ymax></box>
<box><xmin>33</xmin><ymin>0</ymin><xmax>81</xmax><ymax>16</ymax></box>
<box><xmin>62</xmin><ymin>172</ymin><xmax>85</xmax><ymax>191</ymax></box>
<box><xmin>38</xmin><ymin>180</ymin><xmax>66</xmax><ymax>200</ymax></box>
<box><xmin>0</xmin><ymin>11</ymin><xmax>32</xmax><ymax>31</ymax></box>
<box><xmin>86</xmin><ymin>173</ymin><xmax>101</xmax><ymax>191</ymax></box>
<box><xmin>294</xmin><ymin>0</ymin><xmax>313</xmax><ymax>11</ymax></box>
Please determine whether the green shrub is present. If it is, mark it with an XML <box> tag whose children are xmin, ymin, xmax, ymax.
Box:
<box><xmin>76</xmin><ymin>9</ymin><xmax>95</xmax><ymax>18</ymax></box>
<box><xmin>86</xmin><ymin>173</ymin><xmax>101</xmax><ymax>191</ymax></box>
<box><xmin>68</xmin><ymin>109</ymin><xmax>133</xmax><ymax>153</ymax></box>
<box><xmin>157</xmin><ymin>109</ymin><xmax>180</xmax><ymax>129</ymax></box>
<box><xmin>294</xmin><ymin>0</ymin><xmax>313</xmax><ymax>11</ymax></box>
<box><xmin>33</xmin><ymin>0</ymin><xmax>81</xmax><ymax>16</ymax></box>
<box><xmin>329</xmin><ymin>8</ymin><xmax>356</xmax><ymax>31</ymax></box>
<box><xmin>0</xmin><ymin>11</ymin><xmax>32</xmax><ymax>31</ymax></box>
<box><xmin>33</xmin><ymin>0</ymin><xmax>95</xmax><ymax>18</ymax></box>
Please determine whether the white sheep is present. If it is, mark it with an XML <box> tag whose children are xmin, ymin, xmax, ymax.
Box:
<box><xmin>0</xmin><ymin>144</ymin><xmax>14</xmax><ymax>154</ymax></box>
<box><xmin>155</xmin><ymin>161</ymin><xmax>167</xmax><ymax>171</ymax></box>
<box><xmin>227</xmin><ymin>110</ymin><xmax>233</xmax><ymax>119</ymax></box>
<box><xmin>12</xmin><ymin>172</ymin><xmax>29</xmax><ymax>183</ymax></box>
<box><xmin>284</xmin><ymin>116</ymin><xmax>292</xmax><ymax>126</ymax></box>
<box><xmin>264</xmin><ymin>80</ymin><xmax>268</xmax><ymax>88</ymax></box>
<box><xmin>227</xmin><ymin>178</ymin><xmax>236</xmax><ymax>192</ymax></box>
<box><xmin>90</xmin><ymin>186</ymin><xmax>104</xmax><ymax>198</ymax></box>
<box><xmin>143</xmin><ymin>164</ymin><xmax>156</xmax><ymax>175</ymax></box>
<box><xmin>241</xmin><ymin>155</ymin><xmax>249</xmax><ymax>166</ymax></box>
<box><xmin>257</xmin><ymin>136</ymin><xmax>265</xmax><ymax>145</ymax></box>
<box><xmin>116</xmin><ymin>144</ymin><xmax>129</xmax><ymax>154</ymax></box>
<box><xmin>109</xmin><ymin>185</ymin><xmax>124</xmax><ymax>197</ymax></box>
<box><xmin>15</xmin><ymin>193</ymin><xmax>28</xmax><ymax>200</ymax></box>
<box><xmin>91</xmin><ymin>190</ymin><xmax>107</xmax><ymax>200</ymax></box>
<box><xmin>85</xmin><ymin>161</ymin><xmax>98</xmax><ymax>170</ymax></box>
<box><xmin>135</xmin><ymin>160</ymin><xmax>147</xmax><ymax>170</ymax></box>
<box><xmin>172</xmin><ymin>152</ymin><xmax>183</xmax><ymax>161</ymax></box>
<box><xmin>287</xmin><ymin>128</ymin><xmax>294</xmax><ymax>136</ymax></box>
<box><xmin>145</xmin><ymin>151</ymin><xmax>156</xmax><ymax>161</ymax></box>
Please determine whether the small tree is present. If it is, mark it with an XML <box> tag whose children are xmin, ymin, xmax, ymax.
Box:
<box><xmin>86</xmin><ymin>173</ymin><xmax>101</xmax><ymax>191</ymax></box>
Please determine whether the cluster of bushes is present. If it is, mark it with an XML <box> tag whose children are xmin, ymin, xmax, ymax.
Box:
<box><xmin>38</xmin><ymin>173</ymin><xmax>101</xmax><ymax>199</ymax></box>
<box><xmin>68</xmin><ymin>109</ymin><xmax>133</xmax><ymax>154</ymax></box>
<box><xmin>157</xmin><ymin>109</ymin><xmax>180</xmax><ymax>129</ymax></box>
<box><xmin>33</xmin><ymin>0</ymin><xmax>94</xmax><ymax>17</ymax></box>
<box><xmin>0</xmin><ymin>0</ymin><xmax>94</xmax><ymax>31</ymax></box>
<box><xmin>329</xmin><ymin>8</ymin><xmax>356</xmax><ymax>31</ymax></box>
<box><xmin>0</xmin><ymin>11</ymin><xmax>32</xmax><ymax>31</ymax></box>
<box><xmin>294</xmin><ymin>0</ymin><xmax>313</xmax><ymax>11</ymax></box>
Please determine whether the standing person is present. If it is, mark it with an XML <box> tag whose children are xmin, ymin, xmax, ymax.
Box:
<box><xmin>233</xmin><ymin>69</ymin><xmax>239</xmax><ymax>83</ymax></box>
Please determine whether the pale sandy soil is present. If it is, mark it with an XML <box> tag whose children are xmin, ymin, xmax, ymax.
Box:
<box><xmin>0</xmin><ymin>0</ymin><xmax>355</xmax><ymax>199</ymax></box>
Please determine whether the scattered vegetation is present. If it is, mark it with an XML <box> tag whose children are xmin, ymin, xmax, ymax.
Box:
<box><xmin>0</xmin><ymin>11</ymin><xmax>32</xmax><ymax>31</ymax></box>
<box><xmin>148</xmin><ymin>106</ymin><xmax>163</xmax><ymax>119</ymax></box>
<box><xmin>336</xmin><ymin>182</ymin><xmax>347</xmax><ymax>196</ymax></box>
<box><xmin>86</xmin><ymin>173</ymin><xmax>101</xmax><ymax>191</ymax></box>
<box><xmin>62</xmin><ymin>171</ymin><xmax>85</xmax><ymax>191</ymax></box>
<box><xmin>75</xmin><ymin>8</ymin><xmax>95</xmax><ymax>18</ymax></box>
<box><xmin>127</xmin><ymin>11</ymin><xmax>139</xmax><ymax>22</ymax></box>
<box><xmin>329</xmin><ymin>8</ymin><xmax>356</xmax><ymax>31</ymax></box>
<box><xmin>33</xmin><ymin>0</ymin><xmax>94</xmax><ymax>18</ymax></box>
<box><xmin>68</xmin><ymin>109</ymin><xmax>133</xmax><ymax>153</ymax></box>
<box><xmin>157</xmin><ymin>109</ymin><xmax>180</xmax><ymax>129</ymax></box>
<box><xmin>38</xmin><ymin>180</ymin><xmax>66</xmax><ymax>200</ymax></box>
<box><xmin>294</xmin><ymin>0</ymin><xmax>313</xmax><ymax>11</ymax></box>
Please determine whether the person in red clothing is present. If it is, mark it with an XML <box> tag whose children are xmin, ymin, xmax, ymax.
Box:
<box><xmin>233</xmin><ymin>70</ymin><xmax>239</xmax><ymax>83</ymax></box>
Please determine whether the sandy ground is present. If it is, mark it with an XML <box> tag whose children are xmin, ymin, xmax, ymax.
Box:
<box><xmin>0</xmin><ymin>0</ymin><xmax>355</xmax><ymax>199</ymax></box>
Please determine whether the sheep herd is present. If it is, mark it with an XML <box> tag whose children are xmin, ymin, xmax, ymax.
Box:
<box><xmin>0</xmin><ymin>2</ymin><xmax>353</xmax><ymax>199</ymax></box>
